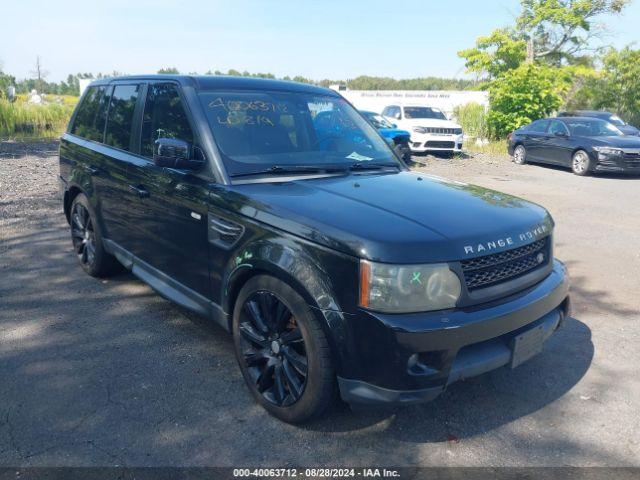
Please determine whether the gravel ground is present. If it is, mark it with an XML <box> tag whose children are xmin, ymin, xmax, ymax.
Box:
<box><xmin>1</xmin><ymin>142</ymin><xmax>639</xmax><ymax>467</ymax></box>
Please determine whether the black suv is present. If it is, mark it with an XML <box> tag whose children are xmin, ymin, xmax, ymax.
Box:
<box><xmin>59</xmin><ymin>76</ymin><xmax>570</xmax><ymax>423</ymax></box>
<box><xmin>558</xmin><ymin>110</ymin><xmax>639</xmax><ymax>136</ymax></box>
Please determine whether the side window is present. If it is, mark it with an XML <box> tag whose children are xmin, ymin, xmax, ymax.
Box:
<box><xmin>549</xmin><ymin>120</ymin><xmax>569</xmax><ymax>135</ymax></box>
<box><xmin>392</xmin><ymin>107</ymin><xmax>401</xmax><ymax>119</ymax></box>
<box><xmin>104</xmin><ymin>84</ymin><xmax>140</xmax><ymax>151</ymax></box>
<box><xmin>71</xmin><ymin>86</ymin><xmax>108</xmax><ymax>142</ymax></box>
<box><xmin>141</xmin><ymin>83</ymin><xmax>194</xmax><ymax>158</ymax></box>
<box><xmin>382</xmin><ymin>107</ymin><xmax>391</xmax><ymax>117</ymax></box>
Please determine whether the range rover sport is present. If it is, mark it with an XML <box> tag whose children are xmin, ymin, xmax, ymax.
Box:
<box><xmin>59</xmin><ymin>75</ymin><xmax>570</xmax><ymax>423</ymax></box>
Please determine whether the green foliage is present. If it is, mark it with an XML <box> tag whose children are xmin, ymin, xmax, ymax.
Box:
<box><xmin>458</xmin><ymin>0</ymin><xmax>631</xmax><ymax>78</ymax></box>
<box><xmin>453</xmin><ymin>103</ymin><xmax>489</xmax><ymax>139</ymax></box>
<box><xmin>458</xmin><ymin>29</ymin><xmax>527</xmax><ymax>79</ymax></box>
<box><xmin>597</xmin><ymin>47</ymin><xmax>640</xmax><ymax>125</ymax></box>
<box><xmin>568</xmin><ymin>47</ymin><xmax>640</xmax><ymax>125</ymax></box>
<box><xmin>487</xmin><ymin>64</ymin><xmax>570</xmax><ymax>137</ymax></box>
<box><xmin>0</xmin><ymin>97</ymin><xmax>76</xmax><ymax>139</ymax></box>
<box><xmin>158</xmin><ymin>67</ymin><xmax>180</xmax><ymax>74</ymax></box>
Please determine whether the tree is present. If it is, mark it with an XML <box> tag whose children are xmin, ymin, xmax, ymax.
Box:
<box><xmin>486</xmin><ymin>63</ymin><xmax>571</xmax><ymax>137</ymax></box>
<box><xmin>158</xmin><ymin>67</ymin><xmax>180</xmax><ymax>74</ymax></box>
<box><xmin>459</xmin><ymin>0</ymin><xmax>630</xmax><ymax>79</ymax></box>
<box><xmin>458</xmin><ymin>29</ymin><xmax>527</xmax><ymax>80</ymax></box>
<box><xmin>517</xmin><ymin>0</ymin><xmax>629</xmax><ymax>64</ymax></box>
<box><xmin>568</xmin><ymin>47</ymin><xmax>640</xmax><ymax>125</ymax></box>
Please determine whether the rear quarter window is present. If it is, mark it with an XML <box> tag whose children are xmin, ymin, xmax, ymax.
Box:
<box><xmin>527</xmin><ymin>120</ymin><xmax>550</xmax><ymax>133</ymax></box>
<box><xmin>70</xmin><ymin>86</ymin><xmax>109</xmax><ymax>142</ymax></box>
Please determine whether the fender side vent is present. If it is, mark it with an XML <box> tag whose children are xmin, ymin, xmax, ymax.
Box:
<box><xmin>208</xmin><ymin>215</ymin><xmax>244</xmax><ymax>248</ymax></box>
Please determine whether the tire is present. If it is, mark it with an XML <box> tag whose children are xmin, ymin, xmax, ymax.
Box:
<box><xmin>232</xmin><ymin>275</ymin><xmax>336</xmax><ymax>423</ymax></box>
<box><xmin>69</xmin><ymin>193</ymin><xmax>121</xmax><ymax>277</ymax></box>
<box><xmin>513</xmin><ymin>144</ymin><xmax>527</xmax><ymax>165</ymax></box>
<box><xmin>395</xmin><ymin>145</ymin><xmax>412</xmax><ymax>164</ymax></box>
<box><xmin>571</xmin><ymin>149</ymin><xmax>593</xmax><ymax>176</ymax></box>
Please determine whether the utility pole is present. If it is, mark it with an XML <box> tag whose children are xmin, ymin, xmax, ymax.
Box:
<box><xmin>31</xmin><ymin>55</ymin><xmax>49</xmax><ymax>94</ymax></box>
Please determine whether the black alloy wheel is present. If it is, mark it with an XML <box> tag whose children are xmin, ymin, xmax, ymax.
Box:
<box><xmin>71</xmin><ymin>201</ymin><xmax>97</xmax><ymax>269</ymax></box>
<box><xmin>233</xmin><ymin>275</ymin><xmax>336</xmax><ymax>423</ymax></box>
<box><xmin>238</xmin><ymin>291</ymin><xmax>308</xmax><ymax>407</ymax></box>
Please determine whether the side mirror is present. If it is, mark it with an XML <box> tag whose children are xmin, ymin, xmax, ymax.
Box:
<box><xmin>391</xmin><ymin>123</ymin><xmax>398</xmax><ymax>128</ymax></box>
<box><xmin>153</xmin><ymin>138</ymin><xmax>205</xmax><ymax>170</ymax></box>
<box><xmin>554</xmin><ymin>131</ymin><xmax>569</xmax><ymax>138</ymax></box>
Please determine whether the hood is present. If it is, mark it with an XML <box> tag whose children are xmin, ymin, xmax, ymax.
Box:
<box><xmin>378</xmin><ymin>128</ymin><xmax>411</xmax><ymax>139</ymax></box>
<box><xmin>401</xmin><ymin>118</ymin><xmax>461</xmax><ymax>129</ymax></box>
<box><xmin>591</xmin><ymin>136</ymin><xmax>640</xmax><ymax>148</ymax></box>
<box><xmin>227</xmin><ymin>171</ymin><xmax>552</xmax><ymax>264</ymax></box>
<box><xmin>618</xmin><ymin>125</ymin><xmax>640</xmax><ymax>136</ymax></box>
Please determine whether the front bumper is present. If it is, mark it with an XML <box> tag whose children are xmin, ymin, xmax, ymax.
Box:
<box><xmin>410</xmin><ymin>134</ymin><xmax>464</xmax><ymax>152</ymax></box>
<box><xmin>595</xmin><ymin>153</ymin><xmax>640</xmax><ymax>174</ymax></box>
<box><xmin>338</xmin><ymin>259</ymin><xmax>570</xmax><ymax>406</ymax></box>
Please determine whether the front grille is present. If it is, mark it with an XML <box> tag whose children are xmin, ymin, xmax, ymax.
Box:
<box><xmin>461</xmin><ymin>237</ymin><xmax>549</xmax><ymax>290</ymax></box>
<box><xmin>625</xmin><ymin>159</ymin><xmax>640</xmax><ymax>169</ymax></box>
<box><xmin>422</xmin><ymin>127</ymin><xmax>462</xmax><ymax>135</ymax></box>
<box><xmin>426</xmin><ymin>141</ymin><xmax>455</xmax><ymax>149</ymax></box>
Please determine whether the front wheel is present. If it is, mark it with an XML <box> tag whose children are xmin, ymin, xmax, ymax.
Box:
<box><xmin>513</xmin><ymin>145</ymin><xmax>527</xmax><ymax>165</ymax></box>
<box><xmin>571</xmin><ymin>150</ymin><xmax>593</xmax><ymax>176</ymax></box>
<box><xmin>395</xmin><ymin>144</ymin><xmax>412</xmax><ymax>164</ymax></box>
<box><xmin>232</xmin><ymin>275</ymin><xmax>336</xmax><ymax>423</ymax></box>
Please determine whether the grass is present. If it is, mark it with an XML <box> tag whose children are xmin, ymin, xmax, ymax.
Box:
<box><xmin>0</xmin><ymin>96</ymin><xmax>77</xmax><ymax>140</ymax></box>
<box><xmin>463</xmin><ymin>138</ymin><xmax>510</xmax><ymax>157</ymax></box>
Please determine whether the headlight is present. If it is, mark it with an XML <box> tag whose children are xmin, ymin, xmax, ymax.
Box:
<box><xmin>413</xmin><ymin>127</ymin><xmax>427</xmax><ymax>134</ymax></box>
<box><xmin>594</xmin><ymin>146</ymin><xmax>624</xmax><ymax>156</ymax></box>
<box><xmin>359</xmin><ymin>260</ymin><xmax>462</xmax><ymax>313</ymax></box>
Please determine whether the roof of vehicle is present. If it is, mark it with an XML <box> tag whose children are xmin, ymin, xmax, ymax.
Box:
<box><xmin>555</xmin><ymin>116</ymin><xmax>610</xmax><ymax>122</ymax></box>
<box><xmin>559</xmin><ymin>110</ymin><xmax>613</xmax><ymax>116</ymax></box>
<box><xmin>86</xmin><ymin>75</ymin><xmax>340</xmax><ymax>96</ymax></box>
<box><xmin>400</xmin><ymin>104</ymin><xmax>443</xmax><ymax>109</ymax></box>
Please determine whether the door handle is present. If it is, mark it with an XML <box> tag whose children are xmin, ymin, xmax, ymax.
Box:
<box><xmin>128</xmin><ymin>184</ymin><xmax>150</xmax><ymax>199</ymax></box>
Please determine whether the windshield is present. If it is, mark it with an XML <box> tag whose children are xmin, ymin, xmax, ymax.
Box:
<box><xmin>199</xmin><ymin>91</ymin><xmax>397</xmax><ymax>176</ymax></box>
<box><xmin>364</xmin><ymin>112</ymin><xmax>394</xmax><ymax>129</ymax></box>
<box><xmin>565</xmin><ymin>119</ymin><xmax>624</xmax><ymax>137</ymax></box>
<box><xmin>403</xmin><ymin>107</ymin><xmax>447</xmax><ymax>120</ymax></box>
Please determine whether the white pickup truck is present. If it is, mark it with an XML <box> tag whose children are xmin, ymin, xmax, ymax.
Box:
<box><xmin>382</xmin><ymin>104</ymin><xmax>464</xmax><ymax>154</ymax></box>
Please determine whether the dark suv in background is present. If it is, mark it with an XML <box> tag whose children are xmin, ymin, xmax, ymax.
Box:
<box><xmin>60</xmin><ymin>75</ymin><xmax>570</xmax><ymax>423</ymax></box>
<box><xmin>558</xmin><ymin>110</ymin><xmax>639</xmax><ymax>136</ymax></box>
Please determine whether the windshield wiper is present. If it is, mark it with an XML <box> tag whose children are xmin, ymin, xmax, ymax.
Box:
<box><xmin>230</xmin><ymin>165</ymin><xmax>348</xmax><ymax>178</ymax></box>
<box><xmin>349</xmin><ymin>162</ymin><xmax>399</xmax><ymax>171</ymax></box>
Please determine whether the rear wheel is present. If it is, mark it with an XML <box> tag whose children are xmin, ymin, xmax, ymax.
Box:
<box><xmin>513</xmin><ymin>145</ymin><xmax>527</xmax><ymax>165</ymax></box>
<box><xmin>571</xmin><ymin>150</ymin><xmax>593</xmax><ymax>176</ymax></box>
<box><xmin>232</xmin><ymin>275</ymin><xmax>336</xmax><ymax>423</ymax></box>
<box><xmin>69</xmin><ymin>193</ymin><xmax>120</xmax><ymax>277</ymax></box>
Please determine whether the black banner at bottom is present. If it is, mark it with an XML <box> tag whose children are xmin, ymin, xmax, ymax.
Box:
<box><xmin>1</xmin><ymin>467</ymin><xmax>639</xmax><ymax>480</ymax></box>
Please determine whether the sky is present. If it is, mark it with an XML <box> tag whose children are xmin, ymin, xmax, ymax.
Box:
<box><xmin>2</xmin><ymin>0</ymin><xmax>639</xmax><ymax>82</ymax></box>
